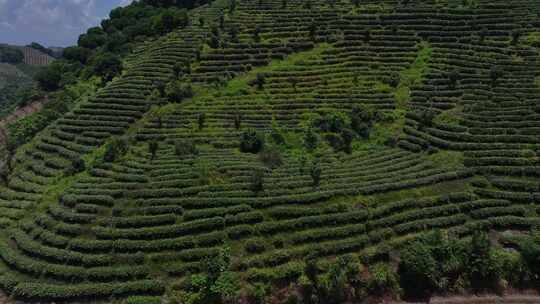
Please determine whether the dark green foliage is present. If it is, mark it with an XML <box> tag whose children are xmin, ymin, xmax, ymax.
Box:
<box><xmin>78</xmin><ymin>27</ymin><xmax>108</xmax><ymax>50</ymax></box>
<box><xmin>234</xmin><ymin>114</ymin><xmax>242</xmax><ymax>130</ymax></box>
<box><xmin>173</xmin><ymin>62</ymin><xmax>183</xmax><ymax>78</ymax></box>
<box><xmin>479</xmin><ymin>27</ymin><xmax>488</xmax><ymax>42</ymax></box>
<box><xmin>367</xmin><ymin>263</ymin><xmax>400</xmax><ymax>295</ymax></box>
<box><xmin>7</xmin><ymin>110</ymin><xmax>61</xmax><ymax>146</ymax></box>
<box><xmin>310</xmin><ymin>160</ymin><xmax>321</xmax><ymax>187</ymax></box>
<box><xmin>70</xmin><ymin>158</ymin><xmax>86</xmax><ymax>174</ymax></box>
<box><xmin>219</xmin><ymin>14</ymin><xmax>225</xmax><ymax>29</ymax></box>
<box><xmin>254</xmin><ymin>73</ymin><xmax>266</xmax><ymax>90</ymax></box>
<box><xmin>308</xmin><ymin>22</ymin><xmax>317</xmax><ymax>42</ymax></box>
<box><xmin>166</xmin><ymin>81</ymin><xmax>194</xmax><ymax>103</ymax></box>
<box><xmin>468</xmin><ymin>231</ymin><xmax>500</xmax><ymax>290</ymax></box>
<box><xmin>352</xmin><ymin>0</ymin><xmax>360</xmax><ymax>7</ymax></box>
<box><xmin>489</xmin><ymin>66</ymin><xmax>504</xmax><ymax>85</ymax></box>
<box><xmin>303</xmin><ymin>127</ymin><xmax>319</xmax><ymax>150</ymax></box>
<box><xmin>289</xmin><ymin>76</ymin><xmax>298</xmax><ymax>91</ymax></box>
<box><xmin>240</xmin><ymin>129</ymin><xmax>264</xmax><ymax>153</ymax></box>
<box><xmin>253</xmin><ymin>26</ymin><xmax>262</xmax><ymax>42</ymax></box>
<box><xmin>174</xmin><ymin>140</ymin><xmax>199</xmax><ymax>157</ymax></box>
<box><xmin>518</xmin><ymin>232</ymin><xmax>540</xmax><ymax>281</ymax></box>
<box><xmin>245</xmin><ymin>239</ymin><xmax>266</xmax><ymax>254</ymax></box>
<box><xmin>385</xmin><ymin>72</ymin><xmax>400</xmax><ymax>88</ymax></box>
<box><xmin>90</xmin><ymin>52</ymin><xmax>122</xmax><ymax>81</ymax></box>
<box><xmin>229</xmin><ymin>0</ymin><xmax>237</xmax><ymax>13</ymax></box>
<box><xmin>448</xmin><ymin>69</ymin><xmax>459</xmax><ymax>89</ymax></box>
<box><xmin>511</xmin><ymin>30</ymin><xmax>521</xmax><ymax>45</ymax></box>
<box><xmin>0</xmin><ymin>46</ymin><xmax>24</xmax><ymax>64</ymax></box>
<box><xmin>230</xmin><ymin>26</ymin><xmax>239</xmax><ymax>43</ymax></box>
<box><xmin>198</xmin><ymin>113</ymin><xmax>206</xmax><ymax>130</ymax></box>
<box><xmin>250</xmin><ymin>169</ymin><xmax>264</xmax><ymax>193</ymax></box>
<box><xmin>398</xmin><ymin>231</ymin><xmax>468</xmax><ymax>298</ymax></box>
<box><xmin>155</xmin><ymin>80</ymin><xmax>166</xmax><ymax>97</ymax></box>
<box><xmin>62</xmin><ymin>47</ymin><xmax>92</xmax><ymax>64</ymax></box>
<box><xmin>209</xmin><ymin>35</ymin><xmax>221</xmax><ymax>49</ymax></box>
<box><xmin>35</xmin><ymin>63</ymin><xmax>63</xmax><ymax>91</ymax></box>
<box><xmin>181</xmin><ymin>247</ymin><xmax>240</xmax><ymax>303</ymax></box>
<box><xmin>103</xmin><ymin>137</ymin><xmax>129</xmax><ymax>162</ymax></box>
<box><xmin>418</xmin><ymin>108</ymin><xmax>436</xmax><ymax>127</ymax></box>
<box><xmin>149</xmin><ymin>140</ymin><xmax>159</xmax><ymax>160</ymax></box>
<box><xmin>258</xmin><ymin>146</ymin><xmax>283</xmax><ymax>169</ymax></box>
<box><xmin>270</xmin><ymin>124</ymin><xmax>285</xmax><ymax>145</ymax></box>
<box><xmin>152</xmin><ymin>8</ymin><xmax>189</xmax><ymax>34</ymax></box>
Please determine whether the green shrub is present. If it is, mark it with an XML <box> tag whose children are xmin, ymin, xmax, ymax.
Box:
<box><xmin>90</xmin><ymin>52</ymin><xmax>122</xmax><ymax>81</ymax></box>
<box><xmin>240</xmin><ymin>129</ymin><xmax>264</xmax><ymax>153</ymax></box>
<box><xmin>245</xmin><ymin>282</ymin><xmax>269</xmax><ymax>304</ymax></box>
<box><xmin>367</xmin><ymin>263</ymin><xmax>399</xmax><ymax>295</ymax></box>
<box><xmin>234</xmin><ymin>114</ymin><xmax>242</xmax><ymax>130</ymax></box>
<box><xmin>70</xmin><ymin>158</ymin><xmax>86</xmax><ymax>174</ymax></box>
<box><xmin>250</xmin><ymin>169</ymin><xmax>264</xmax><ymax>193</ymax></box>
<box><xmin>174</xmin><ymin>140</ymin><xmax>199</xmax><ymax>157</ymax></box>
<box><xmin>468</xmin><ymin>231</ymin><xmax>501</xmax><ymax>291</ymax></box>
<box><xmin>398</xmin><ymin>241</ymin><xmax>439</xmax><ymax>298</ymax></box>
<box><xmin>303</xmin><ymin>128</ymin><xmax>319</xmax><ymax>151</ymax></box>
<box><xmin>245</xmin><ymin>239</ymin><xmax>267</xmax><ymax>254</ymax></box>
<box><xmin>310</xmin><ymin>160</ymin><xmax>321</xmax><ymax>187</ymax></box>
<box><xmin>149</xmin><ymin>140</ymin><xmax>159</xmax><ymax>160</ymax></box>
<box><xmin>254</xmin><ymin>73</ymin><xmax>266</xmax><ymax>90</ymax></box>
<box><xmin>258</xmin><ymin>146</ymin><xmax>283</xmax><ymax>169</ymax></box>
<box><xmin>103</xmin><ymin>137</ymin><xmax>129</xmax><ymax>162</ymax></box>
<box><xmin>166</xmin><ymin>81</ymin><xmax>194</xmax><ymax>103</ymax></box>
<box><xmin>198</xmin><ymin>113</ymin><xmax>206</xmax><ymax>130</ymax></box>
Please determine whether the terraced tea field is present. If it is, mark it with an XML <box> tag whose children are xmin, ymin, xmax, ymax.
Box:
<box><xmin>0</xmin><ymin>0</ymin><xmax>539</xmax><ymax>303</ymax></box>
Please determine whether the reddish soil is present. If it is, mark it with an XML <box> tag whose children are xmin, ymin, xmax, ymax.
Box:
<box><xmin>0</xmin><ymin>98</ymin><xmax>46</xmax><ymax>145</ymax></box>
<box><xmin>0</xmin><ymin>290</ymin><xmax>9</xmax><ymax>304</ymax></box>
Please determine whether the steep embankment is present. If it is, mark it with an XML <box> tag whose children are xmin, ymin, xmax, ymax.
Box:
<box><xmin>0</xmin><ymin>0</ymin><xmax>539</xmax><ymax>303</ymax></box>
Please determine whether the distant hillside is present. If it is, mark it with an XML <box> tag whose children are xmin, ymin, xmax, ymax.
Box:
<box><xmin>0</xmin><ymin>44</ymin><xmax>56</xmax><ymax>66</ymax></box>
<box><xmin>0</xmin><ymin>62</ymin><xmax>41</xmax><ymax>119</ymax></box>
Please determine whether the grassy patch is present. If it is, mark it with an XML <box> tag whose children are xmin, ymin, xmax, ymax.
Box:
<box><xmin>368</xmin><ymin>178</ymin><xmax>472</xmax><ymax>205</ymax></box>
<box><xmin>524</xmin><ymin>32</ymin><xmax>540</xmax><ymax>47</ymax></box>
<box><xmin>429</xmin><ymin>150</ymin><xmax>465</xmax><ymax>170</ymax></box>
<box><xmin>354</xmin><ymin>42</ymin><xmax>432</xmax><ymax>151</ymax></box>
<box><xmin>399</xmin><ymin>42</ymin><xmax>432</xmax><ymax>89</ymax></box>
<box><xmin>434</xmin><ymin>104</ymin><xmax>463</xmax><ymax>126</ymax></box>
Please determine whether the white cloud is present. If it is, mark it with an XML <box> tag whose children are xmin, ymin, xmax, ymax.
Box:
<box><xmin>119</xmin><ymin>0</ymin><xmax>134</xmax><ymax>7</ymax></box>
<box><xmin>0</xmin><ymin>0</ymin><xmax>126</xmax><ymax>46</ymax></box>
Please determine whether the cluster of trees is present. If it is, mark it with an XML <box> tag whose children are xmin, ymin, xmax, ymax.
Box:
<box><xmin>398</xmin><ymin>230</ymin><xmax>540</xmax><ymax>300</ymax></box>
<box><xmin>174</xmin><ymin>230</ymin><xmax>540</xmax><ymax>304</ymax></box>
<box><xmin>302</xmin><ymin>106</ymin><xmax>377</xmax><ymax>153</ymax></box>
<box><xmin>0</xmin><ymin>46</ymin><xmax>24</xmax><ymax>64</ymax></box>
<box><xmin>35</xmin><ymin>0</ymin><xmax>197</xmax><ymax>92</ymax></box>
<box><xmin>172</xmin><ymin>247</ymin><xmax>240</xmax><ymax>304</ymax></box>
<box><xmin>7</xmin><ymin>78</ymin><xmax>100</xmax><ymax>151</ymax></box>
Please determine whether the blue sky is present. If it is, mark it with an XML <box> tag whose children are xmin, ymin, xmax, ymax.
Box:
<box><xmin>0</xmin><ymin>0</ymin><xmax>133</xmax><ymax>47</ymax></box>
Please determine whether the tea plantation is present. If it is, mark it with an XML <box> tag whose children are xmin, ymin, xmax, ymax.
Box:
<box><xmin>1</xmin><ymin>0</ymin><xmax>540</xmax><ymax>303</ymax></box>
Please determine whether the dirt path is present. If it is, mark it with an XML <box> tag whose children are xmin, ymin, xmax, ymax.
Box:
<box><xmin>394</xmin><ymin>294</ymin><xmax>540</xmax><ymax>304</ymax></box>
<box><xmin>0</xmin><ymin>290</ymin><xmax>10</xmax><ymax>304</ymax></box>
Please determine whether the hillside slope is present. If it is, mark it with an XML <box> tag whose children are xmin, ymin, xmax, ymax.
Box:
<box><xmin>0</xmin><ymin>0</ymin><xmax>539</xmax><ymax>303</ymax></box>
